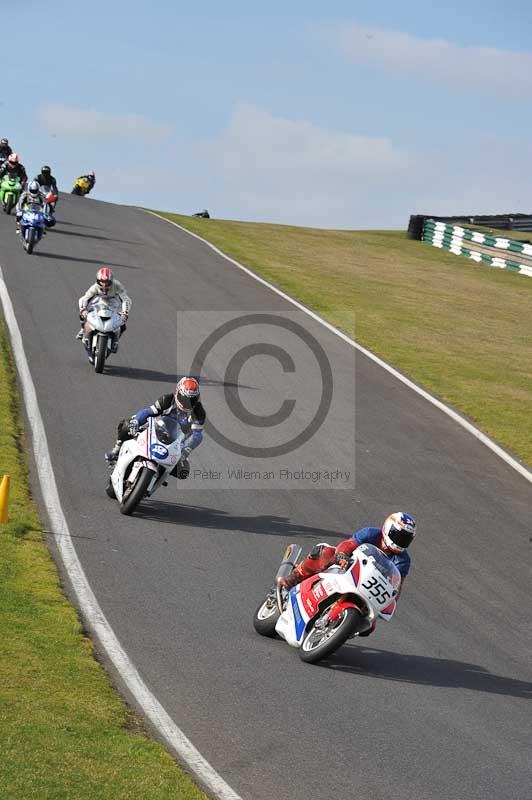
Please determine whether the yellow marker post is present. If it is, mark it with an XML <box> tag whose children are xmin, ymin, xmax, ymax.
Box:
<box><xmin>0</xmin><ymin>474</ymin><xmax>10</xmax><ymax>524</ymax></box>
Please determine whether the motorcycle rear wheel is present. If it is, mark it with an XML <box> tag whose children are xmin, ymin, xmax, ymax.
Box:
<box><xmin>299</xmin><ymin>606</ymin><xmax>362</xmax><ymax>664</ymax></box>
<box><xmin>253</xmin><ymin>590</ymin><xmax>281</xmax><ymax>637</ymax></box>
<box><xmin>94</xmin><ymin>335</ymin><xmax>107</xmax><ymax>373</ymax></box>
<box><xmin>120</xmin><ymin>466</ymin><xmax>153</xmax><ymax>515</ymax></box>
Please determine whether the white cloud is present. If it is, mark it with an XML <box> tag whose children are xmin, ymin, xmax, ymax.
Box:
<box><xmin>210</xmin><ymin>103</ymin><xmax>411</xmax><ymax>180</ymax></box>
<box><xmin>331</xmin><ymin>23</ymin><xmax>532</xmax><ymax>95</ymax></box>
<box><xmin>37</xmin><ymin>103</ymin><xmax>172</xmax><ymax>139</ymax></box>
<box><xmin>188</xmin><ymin>103</ymin><xmax>414</xmax><ymax>226</ymax></box>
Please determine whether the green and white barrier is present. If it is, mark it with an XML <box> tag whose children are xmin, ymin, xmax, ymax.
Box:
<box><xmin>422</xmin><ymin>219</ymin><xmax>532</xmax><ymax>277</ymax></box>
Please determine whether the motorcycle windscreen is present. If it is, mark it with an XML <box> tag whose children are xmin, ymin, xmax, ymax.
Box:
<box><xmin>153</xmin><ymin>415</ymin><xmax>180</xmax><ymax>444</ymax></box>
<box><xmin>357</xmin><ymin>543</ymin><xmax>401</xmax><ymax>586</ymax></box>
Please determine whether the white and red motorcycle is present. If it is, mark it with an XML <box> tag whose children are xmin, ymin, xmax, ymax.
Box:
<box><xmin>106</xmin><ymin>416</ymin><xmax>188</xmax><ymax>515</ymax></box>
<box><xmin>253</xmin><ymin>542</ymin><xmax>401</xmax><ymax>664</ymax></box>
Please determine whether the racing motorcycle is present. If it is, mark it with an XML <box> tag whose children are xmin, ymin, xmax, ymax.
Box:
<box><xmin>41</xmin><ymin>185</ymin><xmax>58</xmax><ymax>216</ymax></box>
<box><xmin>71</xmin><ymin>176</ymin><xmax>91</xmax><ymax>196</ymax></box>
<box><xmin>19</xmin><ymin>205</ymin><xmax>46</xmax><ymax>254</ymax></box>
<box><xmin>106</xmin><ymin>416</ymin><xmax>188</xmax><ymax>515</ymax></box>
<box><xmin>253</xmin><ymin>542</ymin><xmax>402</xmax><ymax>664</ymax></box>
<box><xmin>83</xmin><ymin>297</ymin><xmax>124</xmax><ymax>373</ymax></box>
<box><xmin>0</xmin><ymin>174</ymin><xmax>22</xmax><ymax>214</ymax></box>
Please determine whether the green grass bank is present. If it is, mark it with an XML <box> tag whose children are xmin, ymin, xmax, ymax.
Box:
<box><xmin>0</xmin><ymin>313</ymin><xmax>207</xmax><ymax>799</ymax></box>
<box><xmin>156</xmin><ymin>211</ymin><xmax>532</xmax><ymax>467</ymax></box>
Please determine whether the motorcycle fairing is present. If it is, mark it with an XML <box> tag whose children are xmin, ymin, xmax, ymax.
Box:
<box><xmin>110</xmin><ymin>417</ymin><xmax>185</xmax><ymax>502</ymax></box>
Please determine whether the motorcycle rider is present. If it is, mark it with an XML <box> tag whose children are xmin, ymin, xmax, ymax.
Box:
<box><xmin>105</xmin><ymin>376</ymin><xmax>206</xmax><ymax>480</ymax></box>
<box><xmin>15</xmin><ymin>180</ymin><xmax>49</xmax><ymax>234</ymax></box>
<box><xmin>34</xmin><ymin>165</ymin><xmax>58</xmax><ymax>197</ymax></box>
<box><xmin>279</xmin><ymin>512</ymin><xmax>416</xmax><ymax>637</ymax></box>
<box><xmin>0</xmin><ymin>137</ymin><xmax>12</xmax><ymax>163</ymax></box>
<box><xmin>0</xmin><ymin>153</ymin><xmax>28</xmax><ymax>187</ymax></box>
<box><xmin>74</xmin><ymin>170</ymin><xmax>95</xmax><ymax>195</ymax></box>
<box><xmin>76</xmin><ymin>268</ymin><xmax>131</xmax><ymax>359</ymax></box>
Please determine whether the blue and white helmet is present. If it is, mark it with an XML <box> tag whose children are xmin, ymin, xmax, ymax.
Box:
<box><xmin>382</xmin><ymin>512</ymin><xmax>416</xmax><ymax>553</ymax></box>
<box><xmin>28</xmin><ymin>180</ymin><xmax>41</xmax><ymax>196</ymax></box>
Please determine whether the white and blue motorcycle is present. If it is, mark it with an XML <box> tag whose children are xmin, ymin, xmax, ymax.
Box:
<box><xmin>106</xmin><ymin>416</ymin><xmax>188</xmax><ymax>515</ymax></box>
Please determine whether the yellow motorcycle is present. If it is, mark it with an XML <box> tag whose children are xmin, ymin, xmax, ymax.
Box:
<box><xmin>71</xmin><ymin>176</ymin><xmax>92</xmax><ymax>196</ymax></box>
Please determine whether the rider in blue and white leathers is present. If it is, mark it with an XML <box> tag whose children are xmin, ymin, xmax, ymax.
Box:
<box><xmin>105</xmin><ymin>377</ymin><xmax>205</xmax><ymax>479</ymax></box>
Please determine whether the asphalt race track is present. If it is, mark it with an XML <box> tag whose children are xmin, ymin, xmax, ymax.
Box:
<box><xmin>1</xmin><ymin>195</ymin><xmax>531</xmax><ymax>800</ymax></box>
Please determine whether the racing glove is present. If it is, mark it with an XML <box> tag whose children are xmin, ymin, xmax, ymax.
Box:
<box><xmin>127</xmin><ymin>417</ymin><xmax>139</xmax><ymax>437</ymax></box>
<box><xmin>335</xmin><ymin>551</ymin><xmax>349</xmax><ymax>570</ymax></box>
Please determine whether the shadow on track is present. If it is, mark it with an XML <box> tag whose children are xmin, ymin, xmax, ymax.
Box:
<box><xmin>321</xmin><ymin>646</ymin><xmax>532</xmax><ymax>700</ymax></box>
<box><xmin>106</xmin><ymin>365</ymin><xmax>256</xmax><ymax>390</ymax></box>
<box><xmin>52</xmin><ymin>229</ymin><xmax>143</xmax><ymax>245</ymax></box>
<box><xmin>37</xmin><ymin>253</ymin><xmax>140</xmax><ymax>269</ymax></box>
<box><xmin>133</xmin><ymin>500</ymin><xmax>343</xmax><ymax>540</ymax></box>
<box><xmin>58</xmin><ymin>221</ymin><xmax>108</xmax><ymax>231</ymax></box>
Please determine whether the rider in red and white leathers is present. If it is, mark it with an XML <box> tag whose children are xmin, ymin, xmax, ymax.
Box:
<box><xmin>279</xmin><ymin>512</ymin><xmax>416</xmax><ymax>637</ymax></box>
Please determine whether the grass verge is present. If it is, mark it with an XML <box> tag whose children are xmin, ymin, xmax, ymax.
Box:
<box><xmin>155</xmin><ymin>211</ymin><xmax>532</xmax><ymax>466</ymax></box>
<box><xmin>0</xmin><ymin>312</ymin><xmax>208</xmax><ymax>799</ymax></box>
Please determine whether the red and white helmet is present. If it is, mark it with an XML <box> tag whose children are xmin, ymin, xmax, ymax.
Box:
<box><xmin>381</xmin><ymin>512</ymin><xmax>416</xmax><ymax>554</ymax></box>
<box><xmin>96</xmin><ymin>267</ymin><xmax>114</xmax><ymax>294</ymax></box>
<box><xmin>8</xmin><ymin>153</ymin><xmax>19</xmax><ymax>164</ymax></box>
<box><xmin>174</xmin><ymin>377</ymin><xmax>200</xmax><ymax>411</ymax></box>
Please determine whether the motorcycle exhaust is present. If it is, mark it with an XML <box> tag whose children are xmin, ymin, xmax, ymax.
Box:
<box><xmin>275</xmin><ymin>544</ymin><xmax>302</xmax><ymax>583</ymax></box>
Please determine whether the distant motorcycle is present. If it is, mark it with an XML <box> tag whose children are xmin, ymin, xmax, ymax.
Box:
<box><xmin>0</xmin><ymin>174</ymin><xmax>22</xmax><ymax>214</ymax></box>
<box><xmin>83</xmin><ymin>297</ymin><xmax>124</xmax><ymax>373</ymax></box>
<box><xmin>71</xmin><ymin>177</ymin><xmax>91</xmax><ymax>196</ymax></box>
<box><xmin>106</xmin><ymin>415</ymin><xmax>187</xmax><ymax>515</ymax></box>
<box><xmin>253</xmin><ymin>542</ymin><xmax>402</xmax><ymax>664</ymax></box>
<box><xmin>40</xmin><ymin>185</ymin><xmax>58</xmax><ymax>215</ymax></box>
<box><xmin>19</xmin><ymin>205</ymin><xmax>46</xmax><ymax>254</ymax></box>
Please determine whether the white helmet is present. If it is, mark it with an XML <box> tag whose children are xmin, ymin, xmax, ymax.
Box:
<box><xmin>381</xmin><ymin>512</ymin><xmax>416</xmax><ymax>554</ymax></box>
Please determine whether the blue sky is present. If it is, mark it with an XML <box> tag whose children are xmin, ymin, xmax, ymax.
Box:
<box><xmin>3</xmin><ymin>1</ymin><xmax>531</xmax><ymax>228</ymax></box>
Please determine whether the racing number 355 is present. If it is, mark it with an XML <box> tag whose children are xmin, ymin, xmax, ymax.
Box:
<box><xmin>361</xmin><ymin>575</ymin><xmax>391</xmax><ymax>605</ymax></box>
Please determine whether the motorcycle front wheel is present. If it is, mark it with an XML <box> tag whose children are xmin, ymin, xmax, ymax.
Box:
<box><xmin>120</xmin><ymin>466</ymin><xmax>153</xmax><ymax>516</ymax></box>
<box><xmin>299</xmin><ymin>606</ymin><xmax>362</xmax><ymax>664</ymax></box>
<box><xmin>253</xmin><ymin>589</ymin><xmax>282</xmax><ymax>637</ymax></box>
<box><xmin>4</xmin><ymin>196</ymin><xmax>13</xmax><ymax>214</ymax></box>
<box><xmin>94</xmin><ymin>335</ymin><xmax>107</xmax><ymax>373</ymax></box>
<box><xmin>25</xmin><ymin>228</ymin><xmax>36</xmax><ymax>255</ymax></box>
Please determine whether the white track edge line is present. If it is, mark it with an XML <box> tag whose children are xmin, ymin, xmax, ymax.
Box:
<box><xmin>143</xmin><ymin>209</ymin><xmax>532</xmax><ymax>486</ymax></box>
<box><xmin>0</xmin><ymin>266</ymin><xmax>243</xmax><ymax>800</ymax></box>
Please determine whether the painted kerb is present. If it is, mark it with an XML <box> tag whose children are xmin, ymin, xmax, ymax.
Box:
<box><xmin>422</xmin><ymin>219</ymin><xmax>532</xmax><ymax>277</ymax></box>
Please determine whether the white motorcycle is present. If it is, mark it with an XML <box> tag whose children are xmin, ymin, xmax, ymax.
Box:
<box><xmin>106</xmin><ymin>416</ymin><xmax>188</xmax><ymax>515</ymax></box>
<box><xmin>84</xmin><ymin>297</ymin><xmax>124</xmax><ymax>373</ymax></box>
<box><xmin>253</xmin><ymin>542</ymin><xmax>402</xmax><ymax>664</ymax></box>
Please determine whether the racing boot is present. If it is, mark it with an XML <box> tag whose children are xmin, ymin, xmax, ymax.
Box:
<box><xmin>105</xmin><ymin>440</ymin><xmax>122</xmax><ymax>463</ymax></box>
<box><xmin>278</xmin><ymin>565</ymin><xmax>304</xmax><ymax>589</ymax></box>
<box><xmin>176</xmin><ymin>457</ymin><xmax>190</xmax><ymax>480</ymax></box>
<box><xmin>75</xmin><ymin>328</ymin><xmax>84</xmax><ymax>340</ymax></box>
